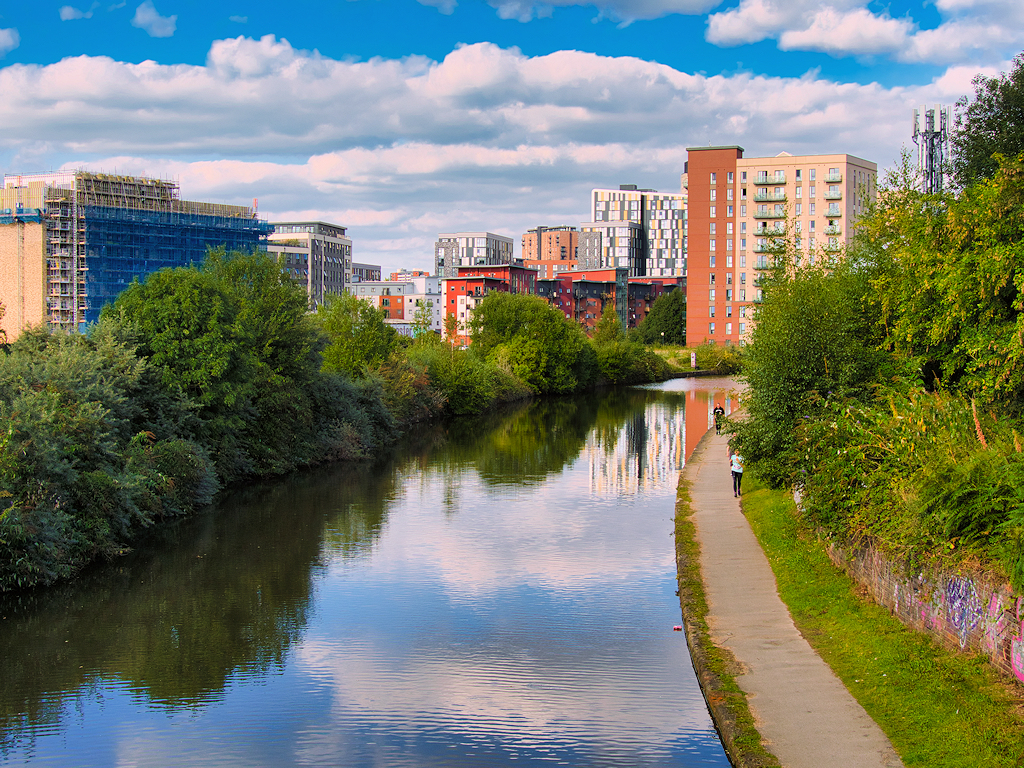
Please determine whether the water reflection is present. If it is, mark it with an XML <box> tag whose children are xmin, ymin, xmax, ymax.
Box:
<box><xmin>0</xmin><ymin>377</ymin><xmax>738</xmax><ymax>767</ymax></box>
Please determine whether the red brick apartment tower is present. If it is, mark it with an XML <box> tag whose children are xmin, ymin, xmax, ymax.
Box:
<box><xmin>685</xmin><ymin>147</ymin><xmax>742</xmax><ymax>348</ymax></box>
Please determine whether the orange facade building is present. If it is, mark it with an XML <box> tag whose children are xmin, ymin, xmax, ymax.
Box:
<box><xmin>684</xmin><ymin>147</ymin><xmax>876</xmax><ymax>348</ymax></box>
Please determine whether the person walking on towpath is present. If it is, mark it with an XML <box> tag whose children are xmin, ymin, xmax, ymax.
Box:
<box><xmin>713</xmin><ymin>403</ymin><xmax>725</xmax><ymax>434</ymax></box>
<box><xmin>730</xmin><ymin>446</ymin><xmax>744</xmax><ymax>497</ymax></box>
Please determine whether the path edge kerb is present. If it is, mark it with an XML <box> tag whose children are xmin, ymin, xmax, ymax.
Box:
<box><xmin>674</xmin><ymin>428</ymin><xmax>780</xmax><ymax>768</ymax></box>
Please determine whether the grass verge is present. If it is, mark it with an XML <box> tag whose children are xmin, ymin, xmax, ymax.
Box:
<box><xmin>741</xmin><ymin>476</ymin><xmax>1024</xmax><ymax>768</ymax></box>
<box><xmin>674</xmin><ymin>475</ymin><xmax>781</xmax><ymax>768</ymax></box>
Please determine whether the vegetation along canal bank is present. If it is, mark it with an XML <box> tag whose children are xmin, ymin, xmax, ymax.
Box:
<box><xmin>0</xmin><ymin>251</ymin><xmax>690</xmax><ymax>593</ymax></box>
<box><xmin>689</xmin><ymin>59</ymin><xmax>1024</xmax><ymax>766</ymax></box>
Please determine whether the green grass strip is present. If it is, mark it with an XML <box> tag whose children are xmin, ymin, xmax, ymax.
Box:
<box><xmin>675</xmin><ymin>476</ymin><xmax>782</xmax><ymax>768</ymax></box>
<box><xmin>741</xmin><ymin>476</ymin><xmax>1024</xmax><ymax>767</ymax></box>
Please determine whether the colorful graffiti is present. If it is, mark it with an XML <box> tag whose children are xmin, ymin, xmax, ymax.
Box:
<box><xmin>1012</xmin><ymin>622</ymin><xmax>1024</xmax><ymax>684</ymax></box>
<box><xmin>982</xmin><ymin>594</ymin><xmax>1008</xmax><ymax>656</ymax></box>
<box><xmin>946</xmin><ymin>577</ymin><xmax>984</xmax><ymax>648</ymax></box>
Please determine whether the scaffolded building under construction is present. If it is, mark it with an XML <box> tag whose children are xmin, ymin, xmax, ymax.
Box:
<box><xmin>0</xmin><ymin>170</ymin><xmax>272</xmax><ymax>336</ymax></box>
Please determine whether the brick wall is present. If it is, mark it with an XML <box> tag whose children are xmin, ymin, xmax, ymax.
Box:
<box><xmin>825</xmin><ymin>538</ymin><xmax>1023</xmax><ymax>685</ymax></box>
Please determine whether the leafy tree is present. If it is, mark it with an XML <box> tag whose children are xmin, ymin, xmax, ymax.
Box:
<box><xmin>471</xmin><ymin>293</ymin><xmax>595</xmax><ymax>395</ymax></box>
<box><xmin>733</xmin><ymin>259</ymin><xmax>888</xmax><ymax>488</ymax></box>
<box><xmin>592</xmin><ymin>301</ymin><xmax>626</xmax><ymax>344</ymax></box>
<box><xmin>951</xmin><ymin>52</ymin><xmax>1024</xmax><ymax>188</ymax></box>
<box><xmin>632</xmin><ymin>289</ymin><xmax>685</xmax><ymax>345</ymax></box>
<box><xmin>316</xmin><ymin>293</ymin><xmax>398</xmax><ymax>378</ymax></box>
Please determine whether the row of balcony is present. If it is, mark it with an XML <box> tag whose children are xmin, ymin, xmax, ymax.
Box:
<box><xmin>753</xmin><ymin>191</ymin><xmax>787</xmax><ymax>202</ymax></box>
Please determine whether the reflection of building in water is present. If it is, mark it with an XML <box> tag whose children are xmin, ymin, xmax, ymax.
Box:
<box><xmin>587</xmin><ymin>403</ymin><xmax>685</xmax><ymax>494</ymax></box>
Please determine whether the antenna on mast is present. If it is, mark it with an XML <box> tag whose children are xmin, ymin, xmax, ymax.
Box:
<box><xmin>912</xmin><ymin>104</ymin><xmax>951</xmax><ymax>194</ymax></box>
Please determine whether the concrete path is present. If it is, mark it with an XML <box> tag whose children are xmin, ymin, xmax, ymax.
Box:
<box><xmin>685</xmin><ymin>428</ymin><xmax>904</xmax><ymax>768</ymax></box>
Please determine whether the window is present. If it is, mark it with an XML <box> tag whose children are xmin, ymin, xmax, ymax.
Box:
<box><xmin>727</xmin><ymin>188</ymin><xmax>734</xmax><ymax>201</ymax></box>
<box><xmin>727</xmin><ymin>205</ymin><xmax>734</xmax><ymax>217</ymax></box>
<box><xmin>710</xmin><ymin>239</ymin><xmax>716</xmax><ymax>250</ymax></box>
<box><xmin>809</xmin><ymin>186</ymin><xmax>816</xmax><ymax>197</ymax></box>
<box><xmin>711</xmin><ymin>190</ymin><xmax>717</xmax><ymax>201</ymax></box>
<box><xmin>710</xmin><ymin>255</ymin><xmax>716</xmax><ymax>267</ymax></box>
<box><xmin>810</xmin><ymin>220</ymin><xmax>816</xmax><ymax>231</ymax></box>
<box><xmin>796</xmin><ymin>170</ymin><xmax>802</xmax><ymax>181</ymax></box>
<box><xmin>740</xmin><ymin>205</ymin><xmax>747</xmax><ymax>216</ymax></box>
<box><xmin>810</xmin><ymin>203</ymin><xmax>816</xmax><ymax>215</ymax></box>
<box><xmin>726</xmin><ymin>238</ymin><xmax>733</xmax><ymax>251</ymax></box>
<box><xmin>710</xmin><ymin>274</ymin><xmax>716</xmax><ymax>285</ymax></box>
<box><xmin>710</xmin><ymin>172</ymin><xmax>717</xmax><ymax>183</ymax></box>
<box><xmin>710</xmin><ymin>289</ymin><xmax>716</xmax><ymax>301</ymax></box>
<box><xmin>741</xmin><ymin>187</ymin><xmax>747</xmax><ymax>199</ymax></box>
<box><xmin>726</xmin><ymin>305</ymin><xmax>732</xmax><ymax>317</ymax></box>
<box><xmin>740</xmin><ymin>237</ymin><xmax>747</xmax><ymax>250</ymax></box>
<box><xmin>710</xmin><ymin>206</ymin><xmax>717</xmax><ymax>217</ymax></box>
<box><xmin>795</xmin><ymin>204</ymin><xmax>802</xmax><ymax>215</ymax></box>
<box><xmin>709</xmin><ymin>322</ymin><xmax>715</xmax><ymax>334</ymax></box>
<box><xmin>727</xmin><ymin>222</ymin><xmax>733</xmax><ymax>234</ymax></box>
<box><xmin>740</xmin><ymin>272</ymin><xmax>746</xmax><ymax>284</ymax></box>
<box><xmin>728</xmin><ymin>171</ymin><xmax>734</xmax><ymax>183</ymax></box>
<box><xmin>741</xmin><ymin>171</ymin><xmax>747</xmax><ymax>182</ymax></box>
<box><xmin>726</xmin><ymin>289</ymin><xmax>733</xmax><ymax>302</ymax></box>
<box><xmin>709</xmin><ymin>305</ymin><xmax>715</xmax><ymax>317</ymax></box>
<box><xmin>739</xmin><ymin>322</ymin><xmax>745</xmax><ymax>333</ymax></box>
<box><xmin>795</xmin><ymin>187</ymin><xmax>802</xmax><ymax>198</ymax></box>
<box><xmin>710</xmin><ymin>223</ymin><xmax>717</xmax><ymax>234</ymax></box>
<box><xmin>740</xmin><ymin>306</ymin><xmax>746</xmax><ymax>317</ymax></box>
<box><xmin>726</xmin><ymin>273</ymin><xmax>733</xmax><ymax>285</ymax></box>
<box><xmin>740</xmin><ymin>222</ymin><xmax>747</xmax><ymax>233</ymax></box>
<box><xmin>726</xmin><ymin>322</ymin><xmax>732</xmax><ymax>335</ymax></box>
<box><xmin>740</xmin><ymin>254</ymin><xmax>746</xmax><ymax>267</ymax></box>
<box><xmin>810</xmin><ymin>169</ymin><xmax>816</xmax><ymax>181</ymax></box>
<box><xmin>726</xmin><ymin>254</ymin><xmax>733</xmax><ymax>267</ymax></box>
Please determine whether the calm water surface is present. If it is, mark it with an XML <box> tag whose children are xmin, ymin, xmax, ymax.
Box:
<box><xmin>0</xmin><ymin>378</ymin><xmax>739</xmax><ymax>767</ymax></box>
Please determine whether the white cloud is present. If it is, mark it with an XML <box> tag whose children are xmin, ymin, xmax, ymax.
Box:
<box><xmin>778</xmin><ymin>8</ymin><xmax>914</xmax><ymax>56</ymax></box>
<box><xmin>0</xmin><ymin>38</ymin><xmax>982</xmax><ymax>274</ymax></box>
<box><xmin>0</xmin><ymin>28</ymin><xmax>19</xmax><ymax>58</ymax></box>
<box><xmin>489</xmin><ymin>0</ymin><xmax>719</xmax><ymax>23</ymax></box>
<box><xmin>131</xmin><ymin>0</ymin><xmax>177</xmax><ymax>37</ymax></box>
<box><xmin>60</xmin><ymin>5</ymin><xmax>93</xmax><ymax>20</ymax></box>
<box><xmin>228</xmin><ymin>14</ymin><xmax>248</xmax><ymax>23</ymax></box>
<box><xmin>706</xmin><ymin>0</ymin><xmax>1024</xmax><ymax>64</ymax></box>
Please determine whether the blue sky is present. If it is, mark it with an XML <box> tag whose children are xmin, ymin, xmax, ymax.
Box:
<box><xmin>1</xmin><ymin>0</ymin><xmax>1020</xmax><ymax>272</ymax></box>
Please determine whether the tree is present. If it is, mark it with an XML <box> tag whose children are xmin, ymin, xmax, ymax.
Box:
<box><xmin>317</xmin><ymin>293</ymin><xmax>398</xmax><ymax>378</ymax></box>
<box><xmin>592</xmin><ymin>301</ymin><xmax>625</xmax><ymax>345</ymax></box>
<box><xmin>951</xmin><ymin>52</ymin><xmax>1024</xmax><ymax>188</ymax></box>
<box><xmin>470</xmin><ymin>293</ymin><xmax>595</xmax><ymax>395</ymax></box>
<box><xmin>733</xmin><ymin>259</ymin><xmax>887</xmax><ymax>488</ymax></box>
<box><xmin>632</xmin><ymin>289</ymin><xmax>685</xmax><ymax>345</ymax></box>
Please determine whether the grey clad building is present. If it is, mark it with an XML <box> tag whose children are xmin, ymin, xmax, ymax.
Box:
<box><xmin>268</xmin><ymin>221</ymin><xmax>352</xmax><ymax>308</ymax></box>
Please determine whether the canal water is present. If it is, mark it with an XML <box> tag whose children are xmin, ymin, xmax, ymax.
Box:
<box><xmin>0</xmin><ymin>378</ymin><xmax>739</xmax><ymax>767</ymax></box>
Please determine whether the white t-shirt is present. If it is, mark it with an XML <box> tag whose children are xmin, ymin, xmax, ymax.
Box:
<box><xmin>730</xmin><ymin>454</ymin><xmax>744</xmax><ymax>473</ymax></box>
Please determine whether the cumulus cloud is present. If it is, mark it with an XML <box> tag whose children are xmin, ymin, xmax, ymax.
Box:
<box><xmin>131</xmin><ymin>0</ymin><xmax>177</xmax><ymax>37</ymax></box>
<box><xmin>706</xmin><ymin>0</ymin><xmax>1024</xmax><ymax>64</ymax></box>
<box><xmin>489</xmin><ymin>0</ymin><xmax>719</xmax><ymax>23</ymax></box>
<box><xmin>60</xmin><ymin>4</ymin><xmax>95</xmax><ymax>20</ymax></box>
<box><xmin>0</xmin><ymin>38</ymin><xmax>980</xmax><ymax>273</ymax></box>
<box><xmin>228</xmin><ymin>14</ymin><xmax>247</xmax><ymax>23</ymax></box>
<box><xmin>0</xmin><ymin>28</ymin><xmax>19</xmax><ymax>57</ymax></box>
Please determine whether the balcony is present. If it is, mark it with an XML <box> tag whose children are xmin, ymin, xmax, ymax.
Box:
<box><xmin>824</xmin><ymin>225</ymin><xmax>842</xmax><ymax>236</ymax></box>
<box><xmin>754</xmin><ymin>225</ymin><xmax>786</xmax><ymax>237</ymax></box>
<box><xmin>753</xmin><ymin>191</ymin><xmax>787</xmax><ymax>202</ymax></box>
<box><xmin>824</xmin><ymin>191</ymin><xmax>842</xmax><ymax>200</ymax></box>
<box><xmin>753</xmin><ymin>210</ymin><xmax>786</xmax><ymax>219</ymax></box>
<box><xmin>755</xmin><ymin>173</ymin><xmax>786</xmax><ymax>184</ymax></box>
<box><xmin>826</xmin><ymin>207</ymin><xmax>842</xmax><ymax>217</ymax></box>
<box><xmin>826</xmin><ymin>172</ymin><xmax>842</xmax><ymax>183</ymax></box>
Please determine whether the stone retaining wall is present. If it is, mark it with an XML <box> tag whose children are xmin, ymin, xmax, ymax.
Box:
<box><xmin>826</xmin><ymin>539</ymin><xmax>1024</xmax><ymax>685</ymax></box>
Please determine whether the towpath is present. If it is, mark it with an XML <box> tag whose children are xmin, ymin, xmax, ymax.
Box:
<box><xmin>685</xmin><ymin>427</ymin><xmax>904</xmax><ymax>768</ymax></box>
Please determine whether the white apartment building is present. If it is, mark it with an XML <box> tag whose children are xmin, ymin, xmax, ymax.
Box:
<box><xmin>588</xmin><ymin>184</ymin><xmax>687</xmax><ymax>276</ymax></box>
<box><xmin>350</xmin><ymin>276</ymin><xmax>444</xmax><ymax>334</ymax></box>
<box><xmin>434</xmin><ymin>232</ymin><xmax>514</xmax><ymax>277</ymax></box>
<box><xmin>268</xmin><ymin>221</ymin><xmax>352</xmax><ymax>308</ymax></box>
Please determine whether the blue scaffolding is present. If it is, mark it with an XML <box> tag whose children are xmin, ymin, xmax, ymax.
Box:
<box><xmin>82</xmin><ymin>206</ymin><xmax>274</xmax><ymax>323</ymax></box>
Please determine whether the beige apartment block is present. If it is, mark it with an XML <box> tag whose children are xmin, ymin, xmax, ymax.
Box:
<box><xmin>737</xmin><ymin>153</ymin><xmax>877</xmax><ymax>279</ymax></box>
<box><xmin>685</xmin><ymin>148</ymin><xmax>877</xmax><ymax>348</ymax></box>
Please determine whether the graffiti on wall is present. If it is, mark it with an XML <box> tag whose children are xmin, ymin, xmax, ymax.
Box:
<box><xmin>946</xmin><ymin>577</ymin><xmax>984</xmax><ymax>648</ymax></box>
